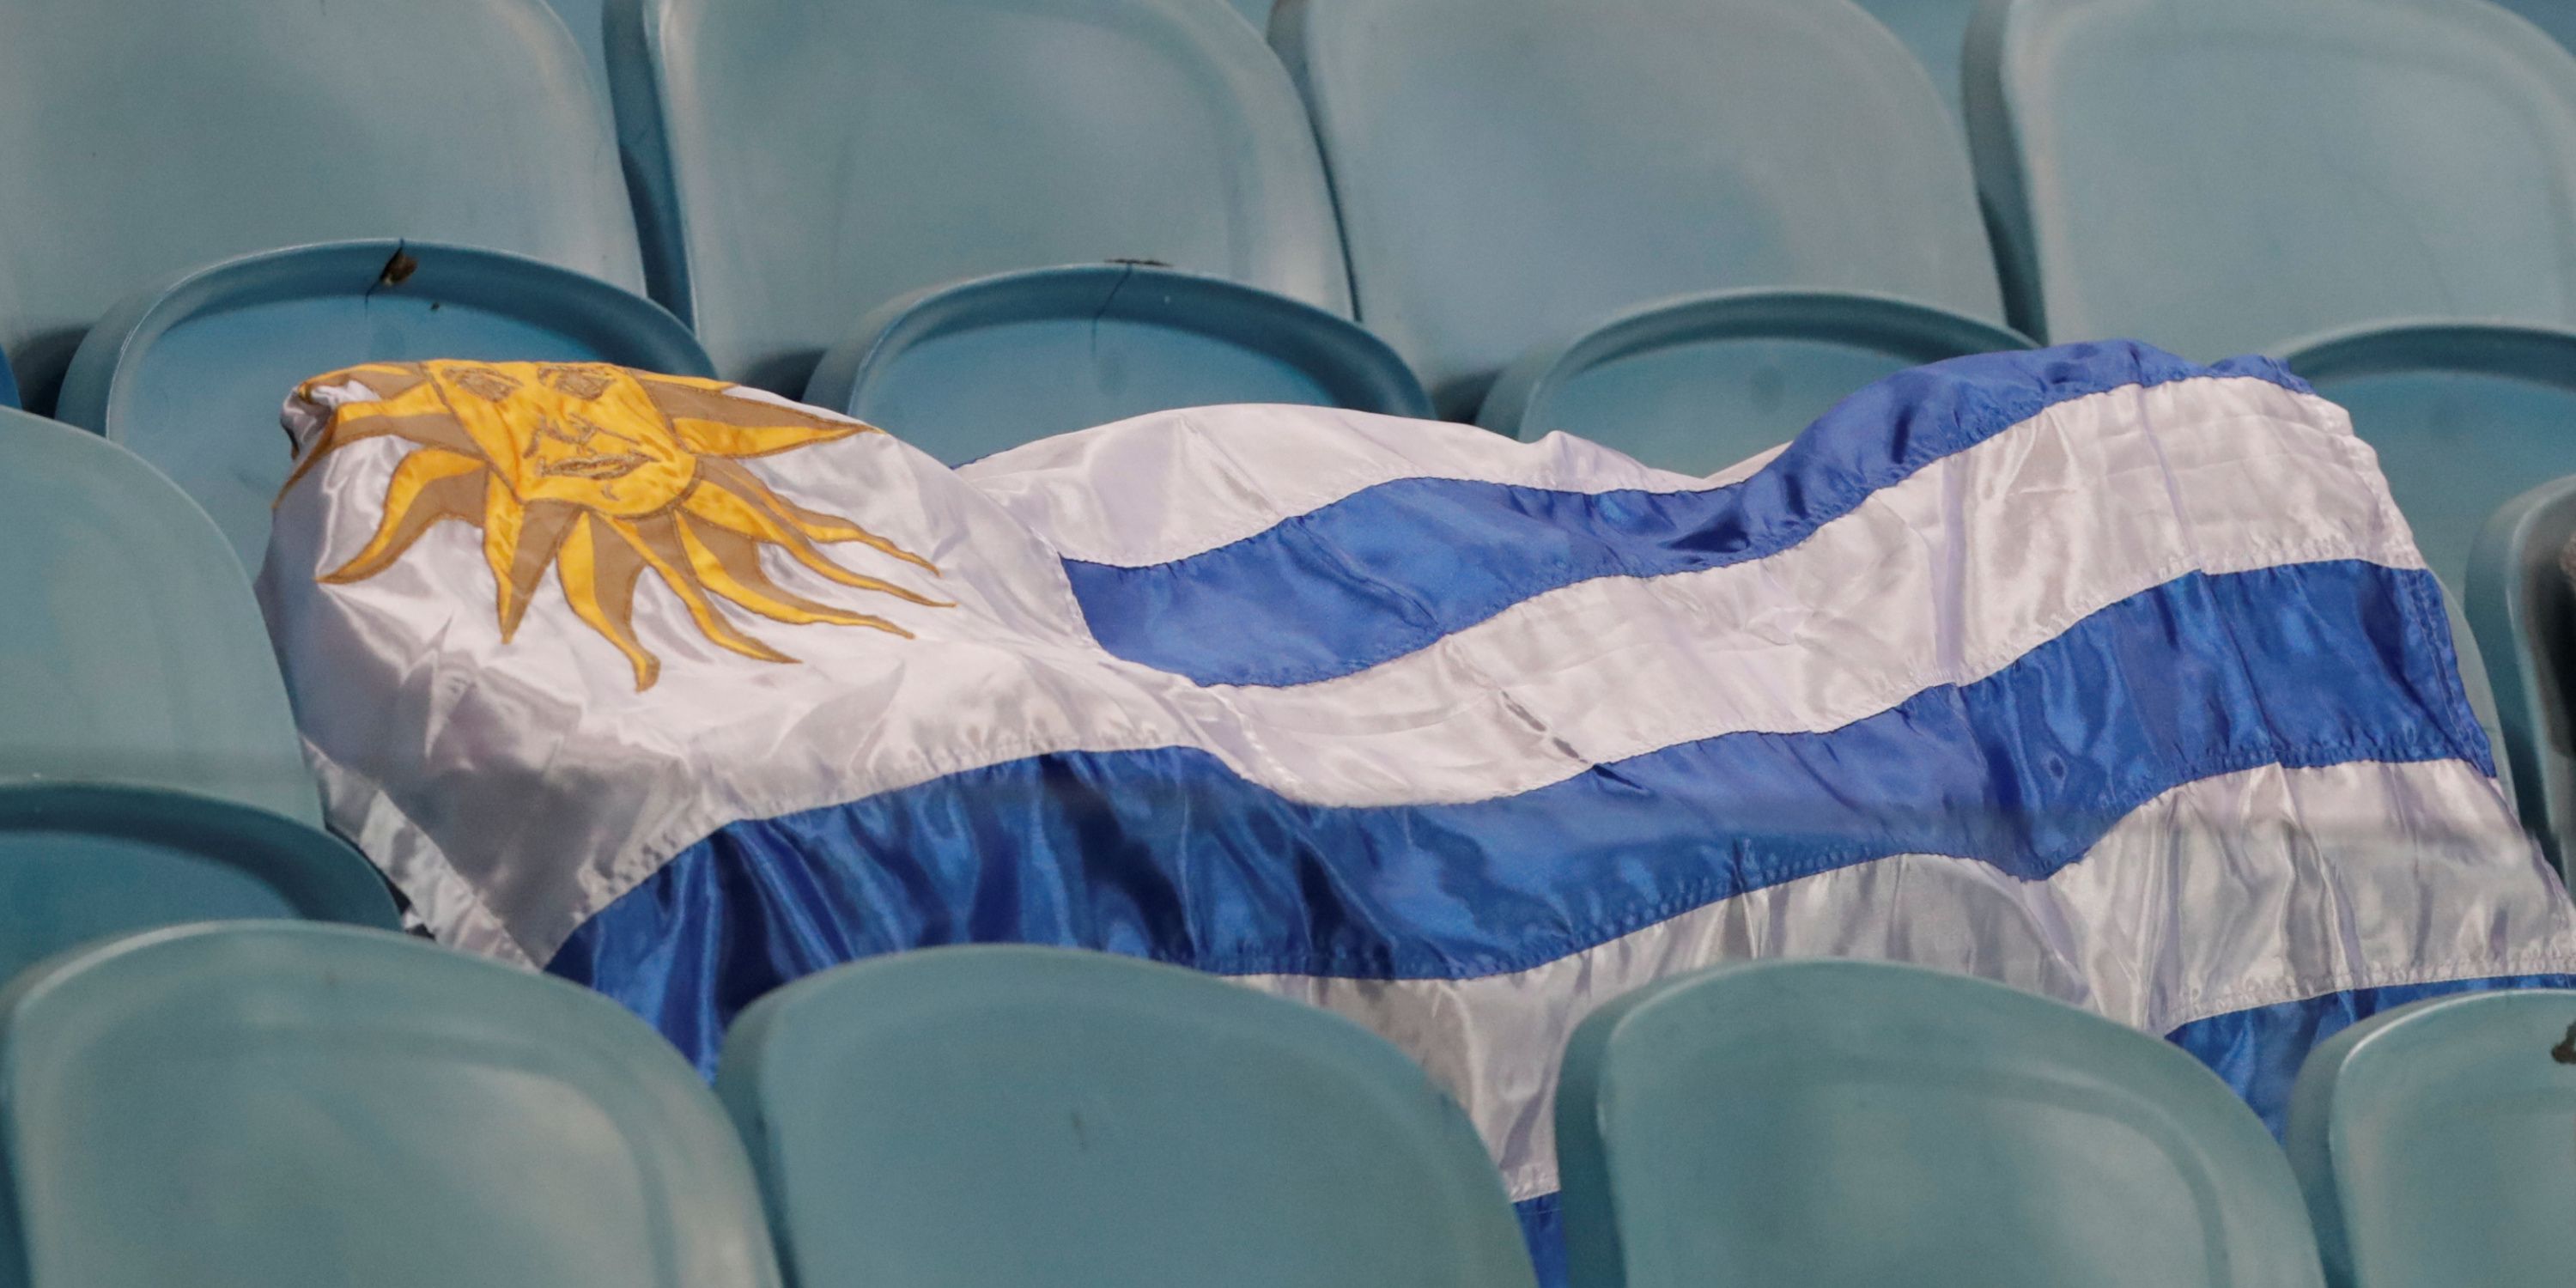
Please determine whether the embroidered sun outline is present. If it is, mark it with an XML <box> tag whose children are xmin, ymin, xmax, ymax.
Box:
<box><xmin>282</xmin><ymin>360</ymin><xmax>947</xmax><ymax>691</ymax></box>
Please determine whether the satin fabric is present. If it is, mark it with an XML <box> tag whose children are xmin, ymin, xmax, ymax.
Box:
<box><xmin>259</xmin><ymin>343</ymin><xmax>2576</xmax><ymax>1284</ymax></box>
<box><xmin>553</xmin><ymin>562</ymin><xmax>2488</xmax><ymax>1048</ymax></box>
<box><xmin>273</xmin><ymin>345</ymin><xmax>2417</xmax><ymax>969</ymax></box>
<box><xmin>1062</xmin><ymin>343</ymin><xmax>2301</xmax><ymax>685</ymax></box>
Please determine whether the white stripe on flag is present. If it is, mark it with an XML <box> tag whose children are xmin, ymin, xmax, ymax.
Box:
<box><xmin>1239</xmin><ymin>757</ymin><xmax>2576</xmax><ymax>1200</ymax></box>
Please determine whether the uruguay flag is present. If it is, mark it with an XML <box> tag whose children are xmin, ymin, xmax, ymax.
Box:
<box><xmin>260</xmin><ymin>342</ymin><xmax>2576</xmax><ymax>1283</ymax></box>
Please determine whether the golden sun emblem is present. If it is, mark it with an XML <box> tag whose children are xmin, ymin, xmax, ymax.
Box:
<box><xmin>282</xmin><ymin>360</ymin><xmax>946</xmax><ymax>690</ymax></box>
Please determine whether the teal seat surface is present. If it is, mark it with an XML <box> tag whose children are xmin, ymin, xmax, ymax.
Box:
<box><xmin>806</xmin><ymin>264</ymin><xmax>1430</xmax><ymax>465</ymax></box>
<box><xmin>0</xmin><ymin>784</ymin><xmax>394</xmax><ymax>985</ymax></box>
<box><xmin>2280</xmin><ymin>320</ymin><xmax>2576</xmax><ymax>806</ymax></box>
<box><xmin>718</xmin><ymin>945</ymin><xmax>1536</xmax><ymax>1288</ymax></box>
<box><xmin>544</xmin><ymin>0</ymin><xmax>614</xmax><ymax>99</ymax></box>
<box><xmin>2287</xmin><ymin>988</ymin><xmax>2576</xmax><ymax>1287</ymax></box>
<box><xmin>1275</xmin><ymin>0</ymin><xmax>2004</xmax><ymax>416</ymax></box>
<box><xmin>1558</xmin><ymin>959</ymin><xmax>2326</xmax><ymax>1288</ymax></box>
<box><xmin>0</xmin><ymin>0</ymin><xmax>640</xmax><ymax>412</ymax></box>
<box><xmin>0</xmin><ymin>923</ymin><xmax>781</xmax><ymax>1288</ymax></box>
<box><xmin>0</xmin><ymin>413</ymin><xmax>318</xmax><ymax>824</ymax></box>
<box><xmin>2496</xmin><ymin>0</ymin><xmax>2576</xmax><ymax>58</ymax></box>
<box><xmin>2470</xmin><ymin>474</ymin><xmax>2576</xmax><ymax>879</ymax></box>
<box><xmin>1478</xmin><ymin>289</ymin><xmax>2031</xmax><ymax>476</ymax></box>
<box><xmin>57</xmin><ymin>240</ymin><xmax>714</xmax><ymax>572</ymax></box>
<box><xmin>1966</xmin><ymin>0</ymin><xmax>2576</xmax><ymax>355</ymax></box>
<box><xmin>1855</xmin><ymin>0</ymin><xmax>1978</xmax><ymax>126</ymax></box>
<box><xmin>612</xmin><ymin>0</ymin><xmax>1350</xmax><ymax>394</ymax></box>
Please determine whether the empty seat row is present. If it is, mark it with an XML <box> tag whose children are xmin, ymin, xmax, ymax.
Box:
<box><xmin>9</xmin><ymin>0</ymin><xmax>2576</xmax><ymax>868</ymax></box>
<box><xmin>0</xmin><ymin>927</ymin><xmax>2562</xmax><ymax>1288</ymax></box>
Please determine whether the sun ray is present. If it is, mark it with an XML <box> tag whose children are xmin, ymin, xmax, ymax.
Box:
<box><xmin>320</xmin><ymin>448</ymin><xmax>489</xmax><ymax>584</ymax></box>
<box><xmin>696</xmin><ymin>458</ymin><xmax>940</xmax><ymax>572</ymax></box>
<box><xmin>618</xmin><ymin>513</ymin><xmax>798</xmax><ymax>665</ymax></box>
<box><xmin>682</xmin><ymin>479</ymin><xmax>951</xmax><ymax>606</ymax></box>
<box><xmin>557</xmin><ymin>514</ymin><xmax>659</xmax><ymax>690</ymax></box>
<box><xmin>287</xmin><ymin>361</ymin><xmax>947</xmax><ymax>690</ymax></box>
<box><xmin>676</xmin><ymin>514</ymin><xmax>915</xmax><ymax>637</ymax></box>
<box><xmin>278</xmin><ymin>410</ymin><xmax>486</xmax><ymax>504</ymax></box>
<box><xmin>636</xmin><ymin>375</ymin><xmax>866</xmax><ymax>459</ymax></box>
<box><xmin>486</xmin><ymin>487</ymin><xmax>580</xmax><ymax>641</ymax></box>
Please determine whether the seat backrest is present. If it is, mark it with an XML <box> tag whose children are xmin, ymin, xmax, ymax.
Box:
<box><xmin>2470</xmin><ymin>472</ymin><xmax>2576</xmax><ymax>880</ymax></box>
<box><xmin>1854</xmin><ymin>0</ymin><xmax>1978</xmax><ymax>125</ymax></box>
<box><xmin>1558</xmin><ymin>960</ymin><xmax>2325</xmax><ymax>1288</ymax></box>
<box><xmin>612</xmin><ymin>0</ymin><xmax>1350</xmax><ymax>392</ymax></box>
<box><xmin>0</xmin><ymin>411</ymin><xmax>318</xmax><ymax>824</ymax></box>
<box><xmin>2495</xmin><ymin>0</ymin><xmax>2576</xmax><ymax>58</ymax></box>
<box><xmin>717</xmin><ymin>945</ymin><xmax>1536</xmax><ymax>1288</ymax></box>
<box><xmin>57</xmin><ymin>240</ymin><xmax>715</xmax><ymax>571</ymax></box>
<box><xmin>0</xmin><ymin>0</ymin><xmax>641</xmax><ymax>410</ymax></box>
<box><xmin>0</xmin><ymin>784</ymin><xmax>397</xmax><ymax>987</ymax></box>
<box><xmin>1966</xmin><ymin>0</ymin><xmax>2576</xmax><ymax>357</ymax></box>
<box><xmin>1275</xmin><ymin>0</ymin><xmax>2003</xmax><ymax>415</ymax></box>
<box><xmin>2287</xmin><ymin>988</ymin><xmax>2576</xmax><ymax>1287</ymax></box>
<box><xmin>0</xmin><ymin>923</ymin><xmax>781</xmax><ymax>1288</ymax></box>
<box><xmin>806</xmin><ymin>264</ymin><xmax>1429</xmax><ymax>464</ymax></box>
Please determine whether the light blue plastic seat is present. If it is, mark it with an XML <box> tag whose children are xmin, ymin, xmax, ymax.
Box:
<box><xmin>2287</xmin><ymin>988</ymin><xmax>2576</xmax><ymax>1288</ymax></box>
<box><xmin>804</xmin><ymin>264</ymin><xmax>1430</xmax><ymax>465</ymax></box>
<box><xmin>2470</xmin><ymin>473</ymin><xmax>2576</xmax><ymax>880</ymax></box>
<box><xmin>0</xmin><ymin>0</ymin><xmax>641</xmax><ymax>412</ymax></box>
<box><xmin>717</xmin><ymin>945</ymin><xmax>1536</xmax><ymax>1288</ymax></box>
<box><xmin>1478</xmin><ymin>290</ymin><xmax>2030</xmax><ymax>477</ymax></box>
<box><xmin>0</xmin><ymin>784</ymin><xmax>394</xmax><ymax>985</ymax></box>
<box><xmin>55</xmin><ymin>241</ymin><xmax>714</xmax><ymax>571</ymax></box>
<box><xmin>0</xmin><ymin>922</ymin><xmax>783</xmax><ymax>1288</ymax></box>
<box><xmin>2496</xmin><ymin>0</ymin><xmax>2576</xmax><ymax>58</ymax></box>
<box><xmin>0</xmin><ymin>412</ymin><xmax>319</xmax><ymax>824</ymax></box>
<box><xmin>2278</xmin><ymin>321</ymin><xmax>2576</xmax><ymax>817</ymax></box>
<box><xmin>1854</xmin><ymin>0</ymin><xmax>1979</xmax><ymax>126</ymax></box>
<box><xmin>544</xmin><ymin>0</ymin><xmax>615</xmax><ymax>100</ymax></box>
<box><xmin>1276</xmin><ymin>0</ymin><xmax>2014</xmax><ymax>428</ymax></box>
<box><xmin>1558</xmin><ymin>960</ymin><xmax>2326</xmax><ymax>1288</ymax></box>
<box><xmin>1966</xmin><ymin>0</ymin><xmax>2576</xmax><ymax>355</ymax></box>
<box><xmin>610</xmin><ymin>0</ymin><xmax>1352</xmax><ymax>396</ymax></box>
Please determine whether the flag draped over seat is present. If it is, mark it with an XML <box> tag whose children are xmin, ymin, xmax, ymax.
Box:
<box><xmin>262</xmin><ymin>343</ymin><xmax>2576</xmax><ymax>1279</ymax></box>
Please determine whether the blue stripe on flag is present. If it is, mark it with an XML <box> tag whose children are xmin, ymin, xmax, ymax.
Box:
<box><xmin>2165</xmin><ymin>973</ymin><xmax>2576</xmax><ymax>1137</ymax></box>
<box><xmin>1064</xmin><ymin>343</ymin><xmax>2306</xmax><ymax>687</ymax></box>
<box><xmin>554</xmin><ymin>561</ymin><xmax>2484</xmax><ymax>1072</ymax></box>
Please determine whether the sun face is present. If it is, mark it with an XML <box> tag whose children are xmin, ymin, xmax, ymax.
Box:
<box><xmin>281</xmin><ymin>360</ymin><xmax>946</xmax><ymax>690</ymax></box>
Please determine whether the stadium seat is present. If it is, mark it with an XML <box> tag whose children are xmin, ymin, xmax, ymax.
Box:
<box><xmin>608</xmin><ymin>0</ymin><xmax>1352</xmax><ymax>398</ymax></box>
<box><xmin>0</xmin><ymin>922</ymin><xmax>782</xmax><ymax>1288</ymax></box>
<box><xmin>1477</xmin><ymin>289</ymin><xmax>2030</xmax><ymax>477</ymax></box>
<box><xmin>1965</xmin><ymin>0</ymin><xmax>2576</xmax><ymax>356</ymax></box>
<box><xmin>2496</xmin><ymin>0</ymin><xmax>2576</xmax><ymax>58</ymax></box>
<box><xmin>544</xmin><ymin>0</ymin><xmax>614</xmax><ymax>97</ymax></box>
<box><xmin>2471</xmin><ymin>472</ymin><xmax>2576</xmax><ymax>880</ymax></box>
<box><xmin>804</xmin><ymin>264</ymin><xmax>1431</xmax><ymax>465</ymax></box>
<box><xmin>55</xmin><ymin>241</ymin><xmax>715</xmax><ymax>570</ymax></box>
<box><xmin>0</xmin><ymin>412</ymin><xmax>319</xmax><ymax>824</ymax></box>
<box><xmin>0</xmin><ymin>0</ymin><xmax>643</xmax><ymax>413</ymax></box>
<box><xmin>1557</xmin><ymin>959</ymin><xmax>2326</xmax><ymax>1288</ymax></box>
<box><xmin>0</xmin><ymin>784</ymin><xmax>395</xmax><ymax>984</ymax></box>
<box><xmin>1274</xmin><ymin>0</ymin><xmax>2014</xmax><ymax>428</ymax></box>
<box><xmin>2278</xmin><ymin>321</ymin><xmax>2576</xmax><ymax>818</ymax></box>
<box><xmin>2287</xmin><ymin>988</ymin><xmax>2576</xmax><ymax>1287</ymax></box>
<box><xmin>1853</xmin><ymin>0</ymin><xmax>1977</xmax><ymax>126</ymax></box>
<box><xmin>716</xmin><ymin>945</ymin><xmax>1536</xmax><ymax>1288</ymax></box>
